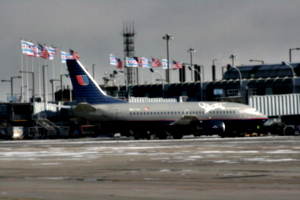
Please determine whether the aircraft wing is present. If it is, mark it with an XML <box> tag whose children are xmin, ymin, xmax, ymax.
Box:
<box><xmin>170</xmin><ymin>115</ymin><xmax>200</xmax><ymax>126</ymax></box>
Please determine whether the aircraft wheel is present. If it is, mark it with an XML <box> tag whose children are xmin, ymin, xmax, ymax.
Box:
<box><xmin>134</xmin><ymin>133</ymin><xmax>140</xmax><ymax>140</ymax></box>
<box><xmin>157</xmin><ymin>131</ymin><xmax>167</xmax><ymax>139</ymax></box>
<box><xmin>146</xmin><ymin>134</ymin><xmax>151</xmax><ymax>140</ymax></box>
<box><xmin>285</xmin><ymin>127</ymin><xmax>295</xmax><ymax>136</ymax></box>
<box><xmin>172</xmin><ymin>132</ymin><xmax>183</xmax><ymax>139</ymax></box>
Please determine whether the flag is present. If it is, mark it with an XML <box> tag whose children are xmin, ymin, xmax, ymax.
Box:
<box><xmin>133</xmin><ymin>57</ymin><xmax>143</xmax><ymax>67</ymax></box>
<box><xmin>142</xmin><ymin>57</ymin><xmax>151</xmax><ymax>68</ymax></box>
<box><xmin>46</xmin><ymin>46</ymin><xmax>58</xmax><ymax>60</ymax></box>
<box><xmin>173</xmin><ymin>60</ymin><xmax>183</xmax><ymax>69</ymax></box>
<box><xmin>34</xmin><ymin>44</ymin><xmax>42</xmax><ymax>57</ymax></box>
<box><xmin>117</xmin><ymin>58</ymin><xmax>123</xmax><ymax>69</ymax></box>
<box><xmin>126</xmin><ymin>57</ymin><xmax>138</xmax><ymax>67</ymax></box>
<box><xmin>152</xmin><ymin>58</ymin><xmax>162</xmax><ymax>67</ymax></box>
<box><xmin>61</xmin><ymin>51</ymin><xmax>73</xmax><ymax>63</ymax></box>
<box><xmin>110</xmin><ymin>54</ymin><xmax>123</xmax><ymax>69</ymax></box>
<box><xmin>162</xmin><ymin>59</ymin><xmax>170</xmax><ymax>69</ymax></box>
<box><xmin>70</xmin><ymin>49</ymin><xmax>80</xmax><ymax>60</ymax></box>
<box><xmin>21</xmin><ymin>40</ymin><xmax>35</xmax><ymax>56</ymax></box>
<box><xmin>39</xmin><ymin>44</ymin><xmax>50</xmax><ymax>59</ymax></box>
<box><xmin>110</xmin><ymin>54</ymin><xmax>118</xmax><ymax>65</ymax></box>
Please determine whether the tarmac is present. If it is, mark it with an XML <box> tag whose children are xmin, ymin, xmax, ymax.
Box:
<box><xmin>0</xmin><ymin>135</ymin><xmax>300</xmax><ymax>200</ymax></box>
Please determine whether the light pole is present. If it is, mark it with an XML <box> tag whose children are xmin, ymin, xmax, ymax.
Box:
<box><xmin>289</xmin><ymin>48</ymin><xmax>300</xmax><ymax>62</ymax></box>
<box><xmin>231</xmin><ymin>67</ymin><xmax>242</xmax><ymax>97</ymax></box>
<box><xmin>187</xmin><ymin>48</ymin><xmax>196</xmax><ymax>81</ymax></box>
<box><xmin>163</xmin><ymin>34</ymin><xmax>173</xmax><ymax>83</ymax></box>
<box><xmin>182</xmin><ymin>63</ymin><xmax>205</xmax><ymax>81</ymax></box>
<box><xmin>188</xmin><ymin>66</ymin><xmax>202</xmax><ymax>101</ymax></box>
<box><xmin>20</xmin><ymin>71</ymin><xmax>34</xmax><ymax>103</ymax></box>
<box><xmin>150</xmin><ymin>68</ymin><xmax>164</xmax><ymax>98</ymax></box>
<box><xmin>250</xmin><ymin>59</ymin><xmax>264</xmax><ymax>64</ymax></box>
<box><xmin>2</xmin><ymin>76</ymin><xmax>21</xmax><ymax>101</ymax></box>
<box><xmin>92</xmin><ymin>64</ymin><xmax>95</xmax><ymax>79</ymax></box>
<box><xmin>282</xmin><ymin>62</ymin><xmax>295</xmax><ymax>93</ymax></box>
<box><xmin>50</xmin><ymin>79</ymin><xmax>60</xmax><ymax>101</ymax></box>
<box><xmin>230</xmin><ymin>54</ymin><xmax>237</xmax><ymax>67</ymax></box>
<box><xmin>60</xmin><ymin>74</ymin><xmax>69</xmax><ymax>102</ymax></box>
<box><xmin>1</xmin><ymin>80</ymin><xmax>11</xmax><ymax>101</ymax></box>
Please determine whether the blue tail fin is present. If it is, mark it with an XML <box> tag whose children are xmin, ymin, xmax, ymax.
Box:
<box><xmin>66</xmin><ymin>59</ymin><xmax>127</xmax><ymax>104</ymax></box>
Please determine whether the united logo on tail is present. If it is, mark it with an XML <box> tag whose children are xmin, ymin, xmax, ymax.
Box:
<box><xmin>76</xmin><ymin>75</ymin><xmax>89</xmax><ymax>86</ymax></box>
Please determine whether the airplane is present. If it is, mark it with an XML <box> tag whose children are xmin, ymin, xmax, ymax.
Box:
<box><xmin>66</xmin><ymin>59</ymin><xmax>268</xmax><ymax>139</ymax></box>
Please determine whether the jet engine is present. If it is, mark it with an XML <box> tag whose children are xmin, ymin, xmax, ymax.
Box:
<box><xmin>202</xmin><ymin>120</ymin><xmax>226</xmax><ymax>136</ymax></box>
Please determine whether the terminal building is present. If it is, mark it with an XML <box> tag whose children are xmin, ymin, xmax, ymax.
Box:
<box><xmin>104</xmin><ymin>62</ymin><xmax>299</xmax><ymax>102</ymax></box>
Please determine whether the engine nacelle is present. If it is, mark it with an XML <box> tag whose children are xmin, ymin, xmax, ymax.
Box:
<box><xmin>202</xmin><ymin>120</ymin><xmax>226</xmax><ymax>136</ymax></box>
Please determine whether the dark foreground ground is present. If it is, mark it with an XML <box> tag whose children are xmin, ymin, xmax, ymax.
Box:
<box><xmin>0</xmin><ymin>135</ymin><xmax>299</xmax><ymax>200</ymax></box>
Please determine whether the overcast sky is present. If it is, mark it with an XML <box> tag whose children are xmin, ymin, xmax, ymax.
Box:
<box><xmin>1</xmin><ymin>0</ymin><xmax>300</xmax><ymax>102</ymax></box>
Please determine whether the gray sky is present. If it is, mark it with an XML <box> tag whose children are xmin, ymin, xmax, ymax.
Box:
<box><xmin>1</xmin><ymin>0</ymin><xmax>300</xmax><ymax>102</ymax></box>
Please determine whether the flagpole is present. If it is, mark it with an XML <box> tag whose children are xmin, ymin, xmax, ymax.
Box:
<box><xmin>140</xmin><ymin>56</ymin><xmax>143</xmax><ymax>85</ymax></box>
<box><xmin>38</xmin><ymin>56</ymin><xmax>41</xmax><ymax>98</ymax></box>
<box><xmin>32</xmin><ymin>56</ymin><xmax>34</xmax><ymax>101</ymax></box>
<box><xmin>20</xmin><ymin>38</ymin><xmax>24</xmax><ymax>102</ymax></box>
<box><xmin>31</xmin><ymin>44</ymin><xmax>34</xmax><ymax>101</ymax></box>
<box><xmin>161</xmin><ymin>57</ymin><xmax>165</xmax><ymax>86</ymax></box>
<box><xmin>52</xmin><ymin>58</ymin><xmax>55</xmax><ymax>102</ymax></box>
<box><xmin>44</xmin><ymin>45</ymin><xmax>47</xmax><ymax>104</ymax></box>
<box><xmin>26</xmin><ymin>52</ymin><xmax>28</xmax><ymax>102</ymax></box>
<box><xmin>45</xmin><ymin>59</ymin><xmax>48</xmax><ymax>104</ymax></box>
<box><xmin>60</xmin><ymin>48</ymin><xmax>62</xmax><ymax>75</ymax></box>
